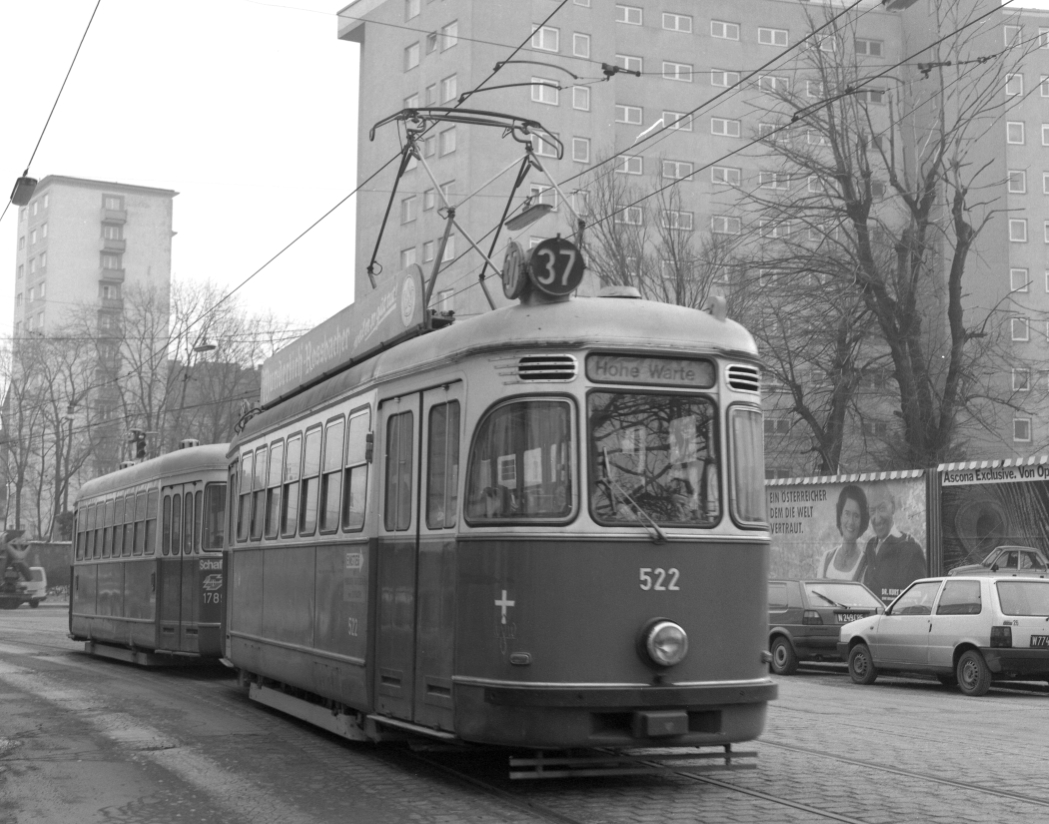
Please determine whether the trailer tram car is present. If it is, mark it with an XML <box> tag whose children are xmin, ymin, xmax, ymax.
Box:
<box><xmin>226</xmin><ymin>254</ymin><xmax>775</xmax><ymax>771</ymax></box>
<box><xmin>70</xmin><ymin>441</ymin><xmax>228</xmax><ymax>665</ymax></box>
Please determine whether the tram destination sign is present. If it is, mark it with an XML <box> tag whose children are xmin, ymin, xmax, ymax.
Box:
<box><xmin>261</xmin><ymin>265</ymin><xmax>426</xmax><ymax>404</ymax></box>
<box><xmin>587</xmin><ymin>355</ymin><xmax>715</xmax><ymax>388</ymax></box>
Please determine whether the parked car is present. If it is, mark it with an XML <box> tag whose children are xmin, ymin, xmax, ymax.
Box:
<box><xmin>947</xmin><ymin>545</ymin><xmax>1049</xmax><ymax>577</ymax></box>
<box><xmin>767</xmin><ymin>579</ymin><xmax>884</xmax><ymax>675</ymax></box>
<box><xmin>0</xmin><ymin>566</ymin><xmax>47</xmax><ymax>609</ymax></box>
<box><xmin>838</xmin><ymin>575</ymin><xmax>1049</xmax><ymax>695</ymax></box>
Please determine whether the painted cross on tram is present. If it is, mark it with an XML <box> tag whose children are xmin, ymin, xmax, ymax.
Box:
<box><xmin>495</xmin><ymin>590</ymin><xmax>515</xmax><ymax>624</ymax></box>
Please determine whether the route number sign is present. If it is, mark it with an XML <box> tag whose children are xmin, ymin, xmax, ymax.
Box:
<box><xmin>528</xmin><ymin>238</ymin><xmax>585</xmax><ymax>297</ymax></box>
<box><xmin>502</xmin><ymin>240</ymin><xmax>528</xmax><ymax>300</ymax></box>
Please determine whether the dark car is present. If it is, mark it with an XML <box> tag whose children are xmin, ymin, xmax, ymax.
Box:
<box><xmin>768</xmin><ymin>579</ymin><xmax>884</xmax><ymax>675</ymax></box>
<box><xmin>947</xmin><ymin>545</ymin><xmax>1049</xmax><ymax>578</ymax></box>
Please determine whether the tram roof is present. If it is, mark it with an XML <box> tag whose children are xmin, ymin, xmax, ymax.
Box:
<box><xmin>75</xmin><ymin>443</ymin><xmax>230</xmax><ymax>503</ymax></box>
<box><xmin>236</xmin><ymin>296</ymin><xmax>757</xmax><ymax>447</ymax></box>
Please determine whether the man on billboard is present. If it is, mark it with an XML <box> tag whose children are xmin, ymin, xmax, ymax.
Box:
<box><xmin>861</xmin><ymin>486</ymin><xmax>926</xmax><ymax>603</ymax></box>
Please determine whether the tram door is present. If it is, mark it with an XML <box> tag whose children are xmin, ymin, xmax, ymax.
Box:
<box><xmin>158</xmin><ymin>482</ymin><xmax>203</xmax><ymax>652</ymax></box>
<box><xmin>375</xmin><ymin>383</ymin><xmax>462</xmax><ymax>727</ymax></box>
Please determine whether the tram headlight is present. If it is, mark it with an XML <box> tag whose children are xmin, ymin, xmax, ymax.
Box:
<box><xmin>640</xmin><ymin>619</ymin><xmax>689</xmax><ymax>668</ymax></box>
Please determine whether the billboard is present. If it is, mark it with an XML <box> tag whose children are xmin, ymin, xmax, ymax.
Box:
<box><xmin>767</xmin><ymin>472</ymin><xmax>927</xmax><ymax>603</ymax></box>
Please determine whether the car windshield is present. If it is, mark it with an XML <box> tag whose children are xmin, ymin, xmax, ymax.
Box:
<box><xmin>589</xmin><ymin>391</ymin><xmax>719</xmax><ymax>526</ymax></box>
<box><xmin>805</xmin><ymin>582</ymin><xmax>882</xmax><ymax>609</ymax></box>
<box><xmin>996</xmin><ymin>581</ymin><xmax>1049</xmax><ymax>616</ymax></box>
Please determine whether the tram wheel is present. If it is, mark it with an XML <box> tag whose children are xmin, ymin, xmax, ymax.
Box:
<box><xmin>956</xmin><ymin>650</ymin><xmax>992</xmax><ymax>696</ymax></box>
<box><xmin>769</xmin><ymin>637</ymin><xmax>798</xmax><ymax>676</ymax></box>
<box><xmin>848</xmin><ymin>643</ymin><xmax>878</xmax><ymax>685</ymax></box>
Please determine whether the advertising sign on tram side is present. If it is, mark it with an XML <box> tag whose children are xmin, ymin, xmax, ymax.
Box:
<box><xmin>260</xmin><ymin>264</ymin><xmax>427</xmax><ymax>405</ymax></box>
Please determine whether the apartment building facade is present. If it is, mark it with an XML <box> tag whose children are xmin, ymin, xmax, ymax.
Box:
<box><xmin>338</xmin><ymin>0</ymin><xmax>1049</xmax><ymax>473</ymax></box>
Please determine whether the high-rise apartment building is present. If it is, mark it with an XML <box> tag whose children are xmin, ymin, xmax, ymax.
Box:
<box><xmin>338</xmin><ymin>0</ymin><xmax>1049</xmax><ymax>471</ymax></box>
<box><xmin>7</xmin><ymin>176</ymin><xmax>176</xmax><ymax>533</ymax></box>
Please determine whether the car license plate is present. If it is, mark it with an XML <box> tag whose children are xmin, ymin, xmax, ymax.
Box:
<box><xmin>1031</xmin><ymin>635</ymin><xmax>1049</xmax><ymax>647</ymax></box>
<box><xmin>836</xmin><ymin>612</ymin><xmax>865</xmax><ymax>623</ymax></box>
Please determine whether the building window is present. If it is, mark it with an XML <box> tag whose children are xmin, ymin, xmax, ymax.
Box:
<box><xmin>712</xmin><ymin>166</ymin><xmax>741</xmax><ymax>185</ymax></box>
<box><xmin>103</xmin><ymin>223</ymin><xmax>123</xmax><ymax>240</ymax></box>
<box><xmin>17</xmin><ymin>264</ymin><xmax>23</xmax><ymax>279</ymax></box>
<box><xmin>855</xmin><ymin>38</ymin><xmax>883</xmax><ymax>56</ymax></box>
<box><xmin>616</xmin><ymin>155</ymin><xmax>643</xmax><ymax>175</ymax></box>
<box><xmin>662</xmin><ymin>160</ymin><xmax>693</xmax><ymax>181</ymax></box>
<box><xmin>615</xmin><ymin>54</ymin><xmax>642</xmax><ymax>73</ymax></box>
<box><xmin>1009</xmin><ymin>219</ymin><xmax>1027</xmax><ymax>242</ymax></box>
<box><xmin>615</xmin><ymin>104</ymin><xmax>642</xmax><ymax>124</ymax></box>
<box><xmin>1012</xmin><ymin>268</ymin><xmax>1030</xmax><ymax>292</ymax></box>
<box><xmin>531</xmin><ymin>77</ymin><xmax>559</xmax><ymax>105</ymax></box>
<box><xmin>662</xmin><ymin>210</ymin><xmax>693</xmax><ymax>231</ymax></box>
<box><xmin>533</xmin><ymin>133</ymin><xmax>559</xmax><ymax>157</ymax></box>
<box><xmin>663</xmin><ymin>111</ymin><xmax>692</xmax><ymax>131</ymax></box>
<box><xmin>764</xmin><ymin>418</ymin><xmax>791</xmax><ymax>435</ymax></box>
<box><xmin>1012</xmin><ymin>317</ymin><xmax>1030</xmax><ymax>341</ymax></box>
<box><xmin>858</xmin><ymin>88</ymin><xmax>886</xmax><ymax>104</ymax></box>
<box><xmin>663</xmin><ymin>13</ymin><xmax>691</xmax><ymax>32</ymax></box>
<box><xmin>1013</xmin><ymin>369</ymin><xmax>1031</xmax><ymax>391</ymax></box>
<box><xmin>711</xmin><ymin>69</ymin><xmax>740</xmax><ymax>88</ymax></box>
<box><xmin>615</xmin><ymin>4</ymin><xmax>642</xmax><ymax>25</ymax></box>
<box><xmin>571</xmin><ymin>137</ymin><xmax>590</xmax><ymax>163</ymax></box>
<box><xmin>1041</xmin><ymin>76</ymin><xmax>1049</xmax><ymax>97</ymax></box>
<box><xmin>807</xmin><ymin>130</ymin><xmax>829</xmax><ymax>146</ymax></box>
<box><xmin>573</xmin><ymin>33</ymin><xmax>590</xmax><ymax>58</ymax></box>
<box><xmin>663</xmin><ymin>62</ymin><xmax>692</xmax><ymax>82</ymax></box>
<box><xmin>30</xmin><ymin>229</ymin><xmax>37</xmax><ymax>245</ymax></box>
<box><xmin>441</xmin><ymin>74</ymin><xmax>457</xmax><ymax>103</ymax></box>
<box><xmin>1008</xmin><ymin>170</ymin><xmax>1026</xmax><ymax>193</ymax></box>
<box><xmin>423</xmin><ymin>241</ymin><xmax>435</xmax><ymax>263</ymax></box>
<box><xmin>1007</xmin><ymin>121</ymin><xmax>1024</xmax><ymax>144</ymax></box>
<box><xmin>615</xmin><ymin>207</ymin><xmax>643</xmax><ymax>226</ymax></box>
<box><xmin>711</xmin><ymin>20</ymin><xmax>740</xmax><ymax>40</ymax></box>
<box><xmin>439</xmin><ymin>126</ymin><xmax>457</xmax><ymax>155</ymax></box>
<box><xmin>442</xmin><ymin>235</ymin><xmax>456</xmax><ymax>262</ymax></box>
<box><xmin>574</xmin><ymin>0</ymin><xmax>590</xmax><ymax>5</ymax></box>
<box><xmin>423</xmin><ymin>189</ymin><xmax>436</xmax><ymax>211</ymax></box>
<box><xmin>1040</xmin><ymin>27</ymin><xmax>1049</xmax><ymax>48</ymax></box>
<box><xmin>41</xmin><ymin>223</ymin><xmax>47</xmax><ymax>238</ymax></box>
<box><xmin>436</xmin><ymin>289</ymin><xmax>454</xmax><ymax>314</ymax></box>
<box><xmin>401</xmin><ymin>196</ymin><xmax>417</xmax><ymax>225</ymax></box>
<box><xmin>1004</xmin><ymin>25</ymin><xmax>1022</xmax><ymax>47</ymax></box>
<box><xmin>531</xmin><ymin>25</ymin><xmax>559</xmax><ymax>52</ymax></box>
<box><xmin>101</xmin><ymin>253</ymin><xmax>122</xmax><ymax>270</ymax></box>
<box><xmin>401</xmin><ymin>248</ymin><xmax>417</xmax><ymax>269</ymax></box>
<box><xmin>1006</xmin><ymin>73</ymin><xmax>1024</xmax><ymax>96</ymax></box>
<box><xmin>572</xmin><ymin>86</ymin><xmax>590</xmax><ymax>111</ymax></box>
<box><xmin>404</xmin><ymin>42</ymin><xmax>420</xmax><ymax>70</ymax></box>
<box><xmin>760</xmin><ymin>171</ymin><xmax>790</xmax><ymax>189</ymax></box>
<box><xmin>39</xmin><ymin>252</ymin><xmax>46</xmax><ymax>271</ymax></box>
<box><xmin>712</xmin><ymin>215</ymin><xmax>741</xmax><ymax>235</ymax></box>
<box><xmin>1044</xmin><ymin>220</ymin><xmax>1049</xmax><ymax>243</ymax></box>
<box><xmin>18</xmin><ymin>235</ymin><xmax>24</xmax><ymax>249</ymax></box>
<box><xmin>807</xmin><ymin>80</ymin><xmax>825</xmax><ymax>98</ymax></box>
<box><xmin>440</xmin><ymin>21</ymin><xmax>458</xmax><ymax>50</ymax></box>
<box><xmin>426</xmin><ymin>83</ymin><xmax>438</xmax><ymax>106</ymax></box>
<box><xmin>758</xmin><ymin>27</ymin><xmax>788</xmax><ymax>46</ymax></box>
<box><xmin>1014</xmin><ymin>418</ymin><xmax>1032</xmax><ymax>443</ymax></box>
<box><xmin>405</xmin><ymin>0</ymin><xmax>419</xmax><ymax>20</ymax></box>
<box><xmin>404</xmin><ymin>93</ymin><xmax>419</xmax><ymax>109</ymax></box>
<box><xmin>711</xmin><ymin>118</ymin><xmax>741</xmax><ymax>137</ymax></box>
<box><xmin>759</xmin><ymin>75</ymin><xmax>790</xmax><ymax>94</ymax></box>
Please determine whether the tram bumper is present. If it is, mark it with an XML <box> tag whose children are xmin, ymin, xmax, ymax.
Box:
<box><xmin>454</xmin><ymin>678</ymin><xmax>777</xmax><ymax>749</ymax></box>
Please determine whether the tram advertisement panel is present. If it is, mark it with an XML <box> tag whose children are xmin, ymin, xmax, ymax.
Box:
<box><xmin>767</xmin><ymin>475</ymin><xmax>927</xmax><ymax>603</ymax></box>
<box><xmin>940</xmin><ymin>462</ymin><xmax>1049</xmax><ymax>572</ymax></box>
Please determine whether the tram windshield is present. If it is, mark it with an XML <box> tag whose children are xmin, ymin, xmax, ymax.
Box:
<box><xmin>465</xmin><ymin>399</ymin><xmax>573</xmax><ymax>522</ymax></box>
<box><xmin>201</xmin><ymin>482</ymin><xmax>226</xmax><ymax>550</ymax></box>
<box><xmin>589</xmin><ymin>391</ymin><xmax>719</xmax><ymax>526</ymax></box>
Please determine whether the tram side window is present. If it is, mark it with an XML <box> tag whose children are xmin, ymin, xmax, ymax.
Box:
<box><xmin>320</xmin><ymin>417</ymin><xmax>345</xmax><ymax>533</ymax></box>
<box><xmin>202</xmin><ymin>483</ymin><xmax>226</xmax><ymax>550</ymax></box>
<box><xmin>93</xmin><ymin>503</ymin><xmax>104</xmax><ymax>558</ymax></box>
<box><xmin>194</xmin><ymin>490</ymin><xmax>203</xmax><ymax>552</ymax></box>
<box><xmin>75</xmin><ymin>510</ymin><xmax>85</xmax><ymax>559</ymax></box>
<box><xmin>385</xmin><ymin>411</ymin><xmax>414</xmax><ymax>531</ymax></box>
<box><xmin>300</xmin><ymin>426</ymin><xmax>322</xmax><ymax>535</ymax></box>
<box><xmin>589</xmin><ymin>391</ymin><xmax>720</xmax><ymax>526</ymax></box>
<box><xmin>237</xmin><ymin>451</ymin><xmax>254</xmax><ymax>543</ymax></box>
<box><xmin>123</xmin><ymin>493</ymin><xmax>134</xmax><ymax>556</ymax></box>
<box><xmin>103</xmin><ymin>499</ymin><xmax>115</xmax><ymax>557</ymax></box>
<box><xmin>251</xmin><ymin>446</ymin><xmax>267</xmax><ymax>540</ymax></box>
<box><xmin>112</xmin><ymin>496</ymin><xmax>124</xmax><ymax>557</ymax></box>
<box><xmin>87</xmin><ymin>504</ymin><xmax>97</xmax><ymax>558</ymax></box>
<box><xmin>427</xmin><ymin>401</ymin><xmax>460</xmax><ymax>529</ymax></box>
<box><xmin>145</xmin><ymin>489</ymin><xmax>159</xmax><ymax>554</ymax></box>
<box><xmin>171</xmin><ymin>493</ymin><xmax>182</xmax><ymax>555</ymax></box>
<box><xmin>184</xmin><ymin>490</ymin><xmax>195</xmax><ymax>554</ymax></box>
<box><xmin>343</xmin><ymin>408</ymin><xmax>371</xmax><ymax>531</ymax></box>
<box><xmin>466</xmin><ymin>399</ymin><xmax>573</xmax><ymax>522</ymax></box>
<box><xmin>134</xmin><ymin>491</ymin><xmax>148</xmax><ymax>555</ymax></box>
<box><xmin>162</xmin><ymin>494</ymin><xmax>172</xmax><ymax>556</ymax></box>
<box><xmin>265</xmin><ymin>441</ymin><xmax>283</xmax><ymax>539</ymax></box>
<box><xmin>282</xmin><ymin>434</ymin><xmax>302</xmax><ymax>537</ymax></box>
<box><xmin>729</xmin><ymin>406</ymin><xmax>767</xmax><ymax>526</ymax></box>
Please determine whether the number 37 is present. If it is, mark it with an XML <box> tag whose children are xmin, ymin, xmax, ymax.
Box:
<box><xmin>639</xmin><ymin>567</ymin><xmax>680</xmax><ymax>591</ymax></box>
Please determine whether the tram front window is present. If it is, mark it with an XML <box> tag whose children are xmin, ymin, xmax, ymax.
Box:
<box><xmin>465</xmin><ymin>399</ymin><xmax>573</xmax><ymax>522</ymax></box>
<box><xmin>201</xmin><ymin>482</ymin><xmax>226</xmax><ymax>551</ymax></box>
<box><xmin>589</xmin><ymin>392</ymin><xmax>719</xmax><ymax>526</ymax></box>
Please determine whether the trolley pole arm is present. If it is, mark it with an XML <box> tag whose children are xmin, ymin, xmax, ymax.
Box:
<box><xmin>365</xmin><ymin>140</ymin><xmax>418</xmax><ymax>289</ymax></box>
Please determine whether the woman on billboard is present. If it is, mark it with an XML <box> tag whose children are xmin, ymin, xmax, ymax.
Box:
<box><xmin>818</xmin><ymin>485</ymin><xmax>869</xmax><ymax>580</ymax></box>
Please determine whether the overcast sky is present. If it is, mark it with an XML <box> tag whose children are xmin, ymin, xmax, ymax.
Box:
<box><xmin>4</xmin><ymin>0</ymin><xmax>1049</xmax><ymax>346</ymax></box>
<box><xmin>0</xmin><ymin>0</ymin><xmax>358</xmax><ymax>341</ymax></box>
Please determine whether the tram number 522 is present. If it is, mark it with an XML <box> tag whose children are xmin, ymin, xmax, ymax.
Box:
<box><xmin>639</xmin><ymin>568</ymin><xmax>680</xmax><ymax>591</ymax></box>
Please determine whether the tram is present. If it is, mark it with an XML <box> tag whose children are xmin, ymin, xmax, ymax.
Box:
<box><xmin>70</xmin><ymin>440</ymin><xmax>228</xmax><ymax>664</ymax></box>
<box><xmin>223</xmin><ymin>108</ymin><xmax>775</xmax><ymax>771</ymax></box>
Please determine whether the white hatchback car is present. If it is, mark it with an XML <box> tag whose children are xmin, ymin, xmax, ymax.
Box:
<box><xmin>837</xmin><ymin>576</ymin><xmax>1049</xmax><ymax>696</ymax></box>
